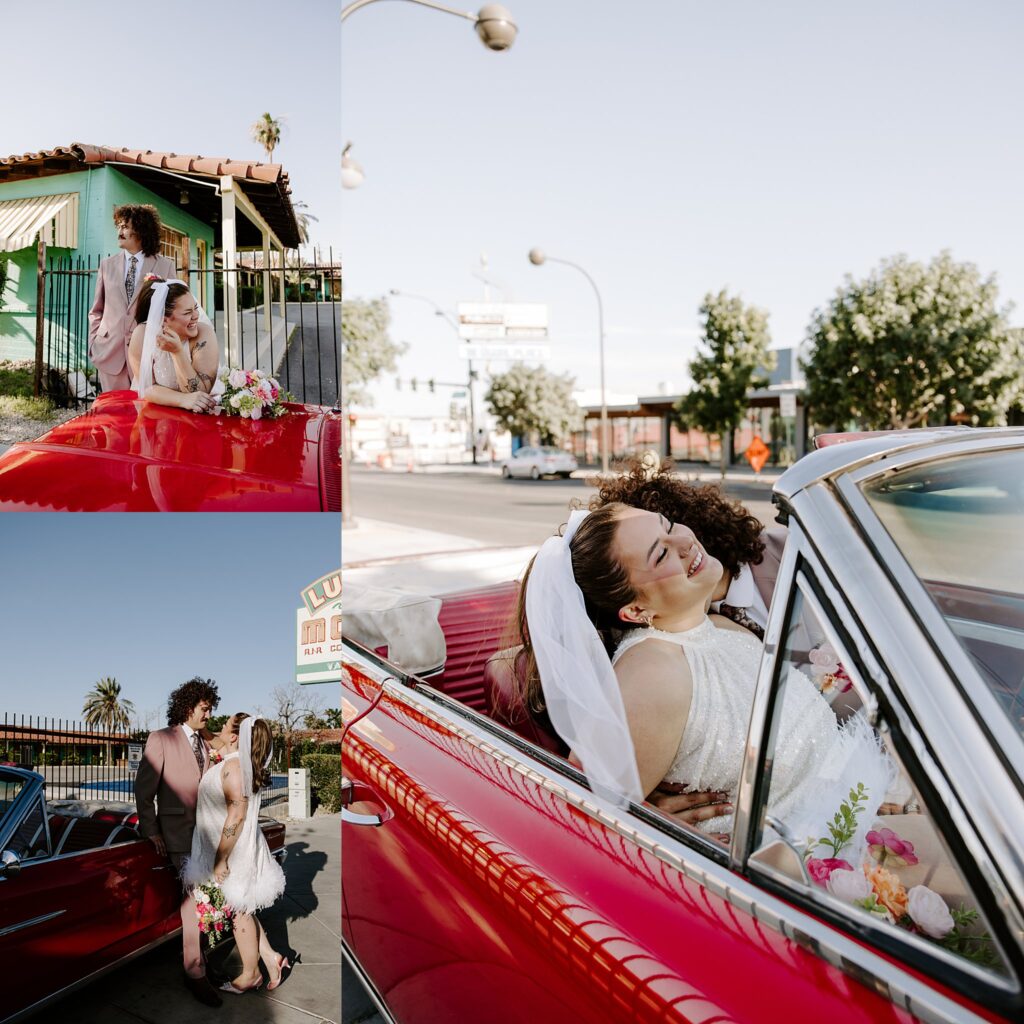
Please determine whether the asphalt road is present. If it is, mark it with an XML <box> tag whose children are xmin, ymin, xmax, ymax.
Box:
<box><xmin>277</xmin><ymin>302</ymin><xmax>341</xmax><ymax>408</ymax></box>
<box><xmin>347</xmin><ymin>467</ymin><xmax>778</xmax><ymax>547</ymax></box>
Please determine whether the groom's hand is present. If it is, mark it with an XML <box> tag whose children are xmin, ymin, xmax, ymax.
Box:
<box><xmin>148</xmin><ymin>834</ymin><xmax>167</xmax><ymax>857</ymax></box>
<box><xmin>648</xmin><ymin>787</ymin><xmax>733</xmax><ymax>827</ymax></box>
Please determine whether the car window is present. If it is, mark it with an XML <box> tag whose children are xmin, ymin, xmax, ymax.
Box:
<box><xmin>5</xmin><ymin>795</ymin><xmax>48</xmax><ymax>860</ymax></box>
<box><xmin>749</xmin><ymin>577</ymin><xmax>1011</xmax><ymax>984</ymax></box>
<box><xmin>861</xmin><ymin>449</ymin><xmax>1024</xmax><ymax>740</ymax></box>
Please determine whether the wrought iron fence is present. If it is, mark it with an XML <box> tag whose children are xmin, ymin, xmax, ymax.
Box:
<box><xmin>0</xmin><ymin>713</ymin><xmax>289</xmax><ymax>814</ymax></box>
<box><xmin>39</xmin><ymin>250</ymin><xmax>341</xmax><ymax>409</ymax></box>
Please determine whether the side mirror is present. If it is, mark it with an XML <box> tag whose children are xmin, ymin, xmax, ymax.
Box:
<box><xmin>0</xmin><ymin>850</ymin><xmax>22</xmax><ymax>880</ymax></box>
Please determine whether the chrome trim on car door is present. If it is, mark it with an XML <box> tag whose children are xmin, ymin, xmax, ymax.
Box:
<box><xmin>343</xmin><ymin>647</ymin><xmax>1008</xmax><ymax>1022</ymax></box>
<box><xmin>342</xmin><ymin>937</ymin><xmax>400</xmax><ymax>1024</ymax></box>
<box><xmin>2</xmin><ymin>926</ymin><xmax>181</xmax><ymax>1024</ymax></box>
<box><xmin>0</xmin><ymin>909</ymin><xmax>65</xmax><ymax>938</ymax></box>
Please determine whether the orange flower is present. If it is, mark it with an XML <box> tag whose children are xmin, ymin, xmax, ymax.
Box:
<box><xmin>867</xmin><ymin>865</ymin><xmax>908</xmax><ymax>918</ymax></box>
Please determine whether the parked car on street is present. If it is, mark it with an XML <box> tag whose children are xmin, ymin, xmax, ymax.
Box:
<box><xmin>500</xmin><ymin>445</ymin><xmax>578</xmax><ymax>480</ymax></box>
<box><xmin>1</xmin><ymin>765</ymin><xmax>286</xmax><ymax>1023</ymax></box>
<box><xmin>342</xmin><ymin>427</ymin><xmax>1024</xmax><ymax>1023</ymax></box>
<box><xmin>0</xmin><ymin>391</ymin><xmax>342</xmax><ymax>512</ymax></box>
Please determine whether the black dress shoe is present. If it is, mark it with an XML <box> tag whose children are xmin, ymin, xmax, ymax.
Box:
<box><xmin>184</xmin><ymin>972</ymin><xmax>223</xmax><ymax>1007</ymax></box>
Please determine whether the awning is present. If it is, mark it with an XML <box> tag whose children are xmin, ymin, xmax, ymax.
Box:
<box><xmin>0</xmin><ymin>192</ymin><xmax>79</xmax><ymax>252</ymax></box>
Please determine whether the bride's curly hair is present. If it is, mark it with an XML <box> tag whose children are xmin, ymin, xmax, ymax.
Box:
<box><xmin>166</xmin><ymin>678</ymin><xmax>220</xmax><ymax>726</ymax></box>
<box><xmin>231</xmin><ymin>713</ymin><xmax>273</xmax><ymax>791</ymax></box>
<box><xmin>584</xmin><ymin>452</ymin><xmax>765</xmax><ymax>581</ymax></box>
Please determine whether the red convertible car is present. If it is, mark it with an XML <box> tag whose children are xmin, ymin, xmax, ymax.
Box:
<box><xmin>342</xmin><ymin>427</ymin><xmax>1024</xmax><ymax>1023</ymax></box>
<box><xmin>1</xmin><ymin>765</ymin><xmax>286</xmax><ymax>1023</ymax></box>
<box><xmin>0</xmin><ymin>391</ymin><xmax>341</xmax><ymax>512</ymax></box>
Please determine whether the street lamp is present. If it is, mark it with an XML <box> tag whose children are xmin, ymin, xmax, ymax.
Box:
<box><xmin>341</xmin><ymin>1</ymin><xmax>518</xmax><ymax>52</ymax></box>
<box><xmin>389</xmin><ymin>288</ymin><xmax>481</xmax><ymax>465</ymax></box>
<box><xmin>341</xmin><ymin>142</ymin><xmax>365</xmax><ymax>190</ymax></box>
<box><xmin>528</xmin><ymin>248</ymin><xmax>610</xmax><ymax>474</ymax></box>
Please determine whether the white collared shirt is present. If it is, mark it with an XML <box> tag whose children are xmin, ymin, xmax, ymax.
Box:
<box><xmin>710</xmin><ymin>562</ymin><xmax>768</xmax><ymax>630</ymax></box>
<box><xmin>123</xmin><ymin>249</ymin><xmax>143</xmax><ymax>292</ymax></box>
<box><xmin>181</xmin><ymin>722</ymin><xmax>200</xmax><ymax>746</ymax></box>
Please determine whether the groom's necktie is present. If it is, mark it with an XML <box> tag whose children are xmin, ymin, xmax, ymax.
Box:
<box><xmin>191</xmin><ymin>732</ymin><xmax>205</xmax><ymax>774</ymax></box>
<box><xmin>718</xmin><ymin>603</ymin><xmax>765</xmax><ymax>641</ymax></box>
<box><xmin>126</xmin><ymin>255</ymin><xmax>138</xmax><ymax>302</ymax></box>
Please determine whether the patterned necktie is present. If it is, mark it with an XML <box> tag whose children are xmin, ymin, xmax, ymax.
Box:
<box><xmin>192</xmin><ymin>732</ymin><xmax>205</xmax><ymax>774</ymax></box>
<box><xmin>718</xmin><ymin>603</ymin><xmax>765</xmax><ymax>641</ymax></box>
<box><xmin>126</xmin><ymin>255</ymin><xmax>138</xmax><ymax>302</ymax></box>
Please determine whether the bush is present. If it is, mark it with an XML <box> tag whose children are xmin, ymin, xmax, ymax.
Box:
<box><xmin>37</xmin><ymin>750</ymin><xmax>59</xmax><ymax>766</ymax></box>
<box><xmin>300</xmin><ymin>753</ymin><xmax>341</xmax><ymax>813</ymax></box>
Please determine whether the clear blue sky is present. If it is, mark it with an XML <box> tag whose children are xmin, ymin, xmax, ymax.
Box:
<box><xmin>0</xmin><ymin>514</ymin><xmax>340</xmax><ymax>722</ymax></box>
<box><xmin>4</xmin><ymin>0</ymin><xmax>339</xmax><ymax>254</ymax></box>
<box><xmin>343</xmin><ymin>0</ymin><xmax>1024</xmax><ymax>415</ymax></box>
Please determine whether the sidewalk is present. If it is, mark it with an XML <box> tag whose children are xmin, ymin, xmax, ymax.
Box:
<box><xmin>343</xmin><ymin>518</ymin><xmax>532</xmax><ymax>594</ymax></box>
<box><xmin>42</xmin><ymin>813</ymin><xmax>340</xmax><ymax>1024</ymax></box>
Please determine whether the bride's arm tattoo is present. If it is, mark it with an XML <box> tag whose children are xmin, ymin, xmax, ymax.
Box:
<box><xmin>197</xmin><ymin>370</ymin><xmax>215</xmax><ymax>387</ymax></box>
<box><xmin>222</xmin><ymin>821</ymin><xmax>240</xmax><ymax>837</ymax></box>
<box><xmin>186</xmin><ymin>377</ymin><xmax>200</xmax><ymax>392</ymax></box>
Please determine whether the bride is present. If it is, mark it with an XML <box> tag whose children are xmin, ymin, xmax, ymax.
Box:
<box><xmin>183</xmin><ymin>713</ymin><xmax>289</xmax><ymax>994</ymax></box>
<box><xmin>517</xmin><ymin>504</ymin><xmax>890</xmax><ymax>853</ymax></box>
<box><xmin>127</xmin><ymin>277</ymin><xmax>223</xmax><ymax>414</ymax></box>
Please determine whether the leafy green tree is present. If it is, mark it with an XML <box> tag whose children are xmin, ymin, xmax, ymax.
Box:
<box><xmin>485</xmin><ymin>363</ymin><xmax>583</xmax><ymax>445</ymax></box>
<box><xmin>250</xmin><ymin>112</ymin><xmax>283</xmax><ymax>162</ymax></box>
<box><xmin>342</xmin><ymin>297</ymin><xmax>407</xmax><ymax>406</ymax></box>
<box><xmin>674</xmin><ymin>290</ymin><xmax>773</xmax><ymax>473</ymax></box>
<box><xmin>803</xmin><ymin>252</ymin><xmax>1022</xmax><ymax>429</ymax></box>
<box><xmin>83</xmin><ymin>677</ymin><xmax>135</xmax><ymax>766</ymax></box>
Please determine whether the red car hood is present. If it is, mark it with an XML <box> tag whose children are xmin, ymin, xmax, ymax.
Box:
<box><xmin>0</xmin><ymin>392</ymin><xmax>341</xmax><ymax>511</ymax></box>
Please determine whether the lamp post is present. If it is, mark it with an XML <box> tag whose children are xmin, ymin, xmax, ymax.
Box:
<box><xmin>528</xmin><ymin>248</ymin><xmax>609</xmax><ymax>474</ymax></box>
<box><xmin>342</xmin><ymin>0</ymin><xmax>518</xmax><ymax>51</ymax></box>
<box><xmin>389</xmin><ymin>289</ymin><xmax>479</xmax><ymax>464</ymax></box>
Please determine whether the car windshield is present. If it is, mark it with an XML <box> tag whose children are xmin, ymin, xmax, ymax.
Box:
<box><xmin>0</xmin><ymin>770</ymin><xmax>27</xmax><ymax>818</ymax></box>
<box><xmin>539</xmin><ymin>447</ymin><xmax>565</xmax><ymax>455</ymax></box>
<box><xmin>861</xmin><ymin>447</ymin><xmax>1024</xmax><ymax>737</ymax></box>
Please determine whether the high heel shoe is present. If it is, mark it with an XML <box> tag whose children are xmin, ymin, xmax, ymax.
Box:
<box><xmin>266</xmin><ymin>955</ymin><xmax>291</xmax><ymax>992</ymax></box>
<box><xmin>220</xmin><ymin>976</ymin><xmax>264</xmax><ymax>994</ymax></box>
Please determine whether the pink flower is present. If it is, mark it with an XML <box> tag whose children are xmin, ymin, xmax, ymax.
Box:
<box><xmin>866</xmin><ymin>827</ymin><xmax>919</xmax><ymax>867</ymax></box>
<box><xmin>907</xmin><ymin>885</ymin><xmax>954</xmax><ymax>938</ymax></box>
<box><xmin>807</xmin><ymin>857</ymin><xmax>853</xmax><ymax>887</ymax></box>
<box><xmin>215</xmin><ymin>921</ymin><xmax>224</xmax><ymax>932</ymax></box>
<box><xmin>826</xmin><ymin>867</ymin><xmax>873</xmax><ymax>903</ymax></box>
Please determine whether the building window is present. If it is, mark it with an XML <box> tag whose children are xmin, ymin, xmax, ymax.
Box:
<box><xmin>159</xmin><ymin>227</ymin><xmax>188</xmax><ymax>273</ymax></box>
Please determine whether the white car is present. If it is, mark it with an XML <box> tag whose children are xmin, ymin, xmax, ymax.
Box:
<box><xmin>500</xmin><ymin>445</ymin><xmax>578</xmax><ymax>480</ymax></box>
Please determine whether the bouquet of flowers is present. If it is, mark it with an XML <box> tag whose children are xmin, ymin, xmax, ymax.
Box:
<box><xmin>208</xmin><ymin>748</ymin><xmax>224</xmax><ymax>766</ymax></box>
<box><xmin>218</xmin><ymin>368</ymin><xmax>292</xmax><ymax>420</ymax></box>
<box><xmin>804</xmin><ymin>787</ymin><xmax>997</xmax><ymax>966</ymax></box>
<box><xmin>193</xmin><ymin>883</ymin><xmax>234</xmax><ymax>947</ymax></box>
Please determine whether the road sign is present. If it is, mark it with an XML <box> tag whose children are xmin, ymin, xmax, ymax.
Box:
<box><xmin>128</xmin><ymin>743</ymin><xmax>143</xmax><ymax>773</ymax></box>
<box><xmin>745</xmin><ymin>435</ymin><xmax>770</xmax><ymax>474</ymax></box>
<box><xmin>459</xmin><ymin>343</ymin><xmax>551</xmax><ymax>362</ymax></box>
<box><xmin>779</xmin><ymin>393</ymin><xmax>797</xmax><ymax>418</ymax></box>
<box><xmin>457</xmin><ymin>302</ymin><xmax>548</xmax><ymax>341</ymax></box>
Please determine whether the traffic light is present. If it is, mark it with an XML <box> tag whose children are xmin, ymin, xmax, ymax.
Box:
<box><xmin>428</xmin><ymin>379</ymin><xmax>435</xmax><ymax>393</ymax></box>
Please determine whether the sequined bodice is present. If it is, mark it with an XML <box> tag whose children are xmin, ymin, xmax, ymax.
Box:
<box><xmin>613</xmin><ymin>619</ymin><xmax>858</xmax><ymax>835</ymax></box>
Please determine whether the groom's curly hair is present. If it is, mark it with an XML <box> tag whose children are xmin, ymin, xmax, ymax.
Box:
<box><xmin>113</xmin><ymin>203</ymin><xmax>163</xmax><ymax>257</ymax></box>
<box><xmin>166</xmin><ymin>678</ymin><xmax>220</xmax><ymax>726</ymax></box>
<box><xmin>584</xmin><ymin>452</ymin><xmax>765</xmax><ymax>582</ymax></box>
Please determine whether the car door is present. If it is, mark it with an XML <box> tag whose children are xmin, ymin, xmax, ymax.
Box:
<box><xmin>1</xmin><ymin>793</ymin><xmax>179</xmax><ymax>1021</ymax></box>
<box><xmin>510</xmin><ymin>447</ymin><xmax>531</xmax><ymax>478</ymax></box>
<box><xmin>341</xmin><ymin>645</ymin><xmax>939</xmax><ymax>1024</ymax></box>
<box><xmin>737</xmin><ymin>514</ymin><xmax>1023</xmax><ymax>1023</ymax></box>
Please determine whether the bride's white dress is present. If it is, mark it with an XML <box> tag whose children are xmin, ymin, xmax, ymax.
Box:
<box><xmin>181</xmin><ymin>752</ymin><xmax>285</xmax><ymax>913</ymax></box>
<box><xmin>136</xmin><ymin>348</ymin><xmax>226</xmax><ymax>398</ymax></box>
<box><xmin>613</xmin><ymin>619</ymin><xmax>891</xmax><ymax>848</ymax></box>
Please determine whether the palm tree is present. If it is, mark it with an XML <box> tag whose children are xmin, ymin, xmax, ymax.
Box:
<box><xmin>292</xmin><ymin>201</ymin><xmax>318</xmax><ymax>246</ymax></box>
<box><xmin>83</xmin><ymin>677</ymin><xmax>135</xmax><ymax>766</ymax></box>
<box><xmin>251</xmin><ymin>112</ymin><xmax>283</xmax><ymax>162</ymax></box>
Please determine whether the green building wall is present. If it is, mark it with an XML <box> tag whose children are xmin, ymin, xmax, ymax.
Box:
<box><xmin>0</xmin><ymin>166</ymin><xmax>216</xmax><ymax>365</ymax></box>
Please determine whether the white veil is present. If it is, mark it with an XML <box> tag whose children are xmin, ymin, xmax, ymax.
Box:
<box><xmin>134</xmin><ymin>278</ymin><xmax>216</xmax><ymax>399</ymax></box>
<box><xmin>524</xmin><ymin>509</ymin><xmax>644</xmax><ymax>808</ymax></box>
<box><xmin>238</xmin><ymin>715</ymin><xmax>272</xmax><ymax>804</ymax></box>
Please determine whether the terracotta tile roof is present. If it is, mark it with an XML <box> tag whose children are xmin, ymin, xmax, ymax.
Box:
<box><xmin>0</xmin><ymin>143</ymin><xmax>300</xmax><ymax>248</ymax></box>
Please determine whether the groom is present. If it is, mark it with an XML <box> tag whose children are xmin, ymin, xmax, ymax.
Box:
<box><xmin>88</xmin><ymin>204</ymin><xmax>176</xmax><ymax>393</ymax></box>
<box><xmin>135</xmin><ymin>677</ymin><xmax>222</xmax><ymax>1007</ymax></box>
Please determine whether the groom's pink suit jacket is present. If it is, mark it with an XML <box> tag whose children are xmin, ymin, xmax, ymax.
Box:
<box><xmin>88</xmin><ymin>252</ymin><xmax>176</xmax><ymax>391</ymax></box>
<box><xmin>134</xmin><ymin>725</ymin><xmax>208</xmax><ymax>855</ymax></box>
